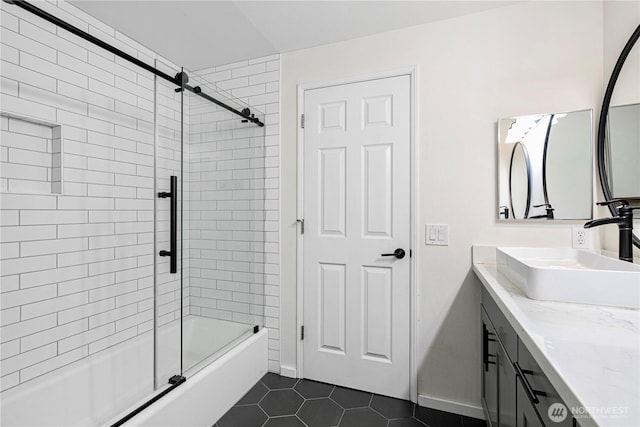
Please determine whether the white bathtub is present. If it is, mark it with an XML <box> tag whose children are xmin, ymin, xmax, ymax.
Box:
<box><xmin>129</xmin><ymin>327</ymin><xmax>267</xmax><ymax>427</ymax></box>
<box><xmin>0</xmin><ymin>316</ymin><xmax>267</xmax><ymax>427</ymax></box>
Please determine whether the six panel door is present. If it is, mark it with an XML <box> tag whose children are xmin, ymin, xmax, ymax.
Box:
<box><xmin>302</xmin><ymin>75</ymin><xmax>411</xmax><ymax>399</ymax></box>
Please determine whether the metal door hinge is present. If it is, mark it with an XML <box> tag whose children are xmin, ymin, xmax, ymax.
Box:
<box><xmin>300</xmin><ymin>114</ymin><xmax>305</xmax><ymax>129</ymax></box>
<box><xmin>297</xmin><ymin>218</ymin><xmax>304</xmax><ymax>234</ymax></box>
<box><xmin>301</xmin><ymin>325</ymin><xmax>304</xmax><ymax>340</ymax></box>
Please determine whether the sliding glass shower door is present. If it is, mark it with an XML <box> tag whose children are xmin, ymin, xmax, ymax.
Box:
<box><xmin>154</xmin><ymin>60</ymin><xmax>186</xmax><ymax>387</ymax></box>
<box><xmin>181</xmin><ymin>70</ymin><xmax>266</xmax><ymax>374</ymax></box>
<box><xmin>153</xmin><ymin>64</ymin><xmax>267</xmax><ymax>386</ymax></box>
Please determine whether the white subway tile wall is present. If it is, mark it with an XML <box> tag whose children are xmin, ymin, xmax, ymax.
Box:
<box><xmin>0</xmin><ymin>1</ymin><xmax>183</xmax><ymax>391</ymax></box>
<box><xmin>193</xmin><ymin>58</ymin><xmax>280</xmax><ymax>372</ymax></box>
<box><xmin>186</xmin><ymin>92</ymin><xmax>265</xmax><ymax>324</ymax></box>
<box><xmin>0</xmin><ymin>0</ymin><xmax>279</xmax><ymax>392</ymax></box>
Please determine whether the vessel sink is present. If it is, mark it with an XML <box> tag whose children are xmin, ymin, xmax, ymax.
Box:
<box><xmin>496</xmin><ymin>247</ymin><xmax>640</xmax><ymax>309</ymax></box>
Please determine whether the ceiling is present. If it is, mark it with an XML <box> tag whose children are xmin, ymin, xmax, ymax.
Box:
<box><xmin>71</xmin><ymin>1</ymin><xmax>515</xmax><ymax>71</ymax></box>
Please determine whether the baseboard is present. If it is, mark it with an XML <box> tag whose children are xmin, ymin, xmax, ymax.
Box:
<box><xmin>418</xmin><ymin>394</ymin><xmax>485</xmax><ymax>420</ymax></box>
<box><xmin>279</xmin><ymin>365</ymin><xmax>297</xmax><ymax>378</ymax></box>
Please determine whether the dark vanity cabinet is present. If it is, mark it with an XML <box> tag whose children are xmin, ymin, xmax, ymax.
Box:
<box><xmin>482</xmin><ymin>309</ymin><xmax>499</xmax><ymax>426</ymax></box>
<box><xmin>481</xmin><ymin>289</ymin><xmax>516</xmax><ymax>427</ymax></box>
<box><xmin>481</xmin><ymin>288</ymin><xmax>574</xmax><ymax>427</ymax></box>
<box><xmin>516</xmin><ymin>376</ymin><xmax>544</xmax><ymax>427</ymax></box>
<box><xmin>497</xmin><ymin>340</ymin><xmax>517</xmax><ymax>427</ymax></box>
<box><xmin>516</xmin><ymin>340</ymin><xmax>575</xmax><ymax>427</ymax></box>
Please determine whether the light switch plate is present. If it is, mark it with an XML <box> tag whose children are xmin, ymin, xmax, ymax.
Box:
<box><xmin>425</xmin><ymin>224</ymin><xmax>449</xmax><ymax>246</ymax></box>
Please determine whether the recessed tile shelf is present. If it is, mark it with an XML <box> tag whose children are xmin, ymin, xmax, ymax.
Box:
<box><xmin>0</xmin><ymin>112</ymin><xmax>63</xmax><ymax>195</ymax></box>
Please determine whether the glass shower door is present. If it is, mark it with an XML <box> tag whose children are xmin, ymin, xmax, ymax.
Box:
<box><xmin>154</xmin><ymin>60</ymin><xmax>185</xmax><ymax>387</ymax></box>
<box><xmin>152</xmin><ymin>61</ymin><xmax>267</xmax><ymax>387</ymax></box>
<box><xmin>181</xmin><ymin>71</ymin><xmax>266</xmax><ymax>374</ymax></box>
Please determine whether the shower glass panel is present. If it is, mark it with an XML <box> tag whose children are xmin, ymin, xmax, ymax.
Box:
<box><xmin>181</xmin><ymin>70</ymin><xmax>266</xmax><ymax>375</ymax></box>
<box><xmin>154</xmin><ymin>60</ymin><xmax>186</xmax><ymax>387</ymax></box>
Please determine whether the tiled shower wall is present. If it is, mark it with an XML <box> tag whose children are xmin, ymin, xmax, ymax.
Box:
<box><xmin>194</xmin><ymin>59</ymin><xmax>280</xmax><ymax>372</ymax></box>
<box><xmin>0</xmin><ymin>1</ymin><xmax>183</xmax><ymax>391</ymax></box>
<box><xmin>186</xmin><ymin>95</ymin><xmax>265</xmax><ymax>327</ymax></box>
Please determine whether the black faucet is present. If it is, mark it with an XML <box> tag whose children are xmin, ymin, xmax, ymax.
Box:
<box><xmin>530</xmin><ymin>203</ymin><xmax>555</xmax><ymax>220</ymax></box>
<box><xmin>584</xmin><ymin>199</ymin><xmax>640</xmax><ymax>262</ymax></box>
<box><xmin>499</xmin><ymin>205</ymin><xmax>510</xmax><ymax>219</ymax></box>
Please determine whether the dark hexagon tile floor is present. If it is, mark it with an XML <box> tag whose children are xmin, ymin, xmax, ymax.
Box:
<box><xmin>214</xmin><ymin>373</ymin><xmax>485</xmax><ymax>427</ymax></box>
<box><xmin>298</xmin><ymin>398</ymin><xmax>343</xmax><ymax>427</ymax></box>
<box><xmin>260</xmin><ymin>389</ymin><xmax>304</xmax><ymax>416</ymax></box>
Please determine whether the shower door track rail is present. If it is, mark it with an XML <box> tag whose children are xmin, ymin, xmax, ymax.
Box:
<box><xmin>3</xmin><ymin>0</ymin><xmax>265</xmax><ymax>127</ymax></box>
<box><xmin>110</xmin><ymin>375</ymin><xmax>186</xmax><ymax>427</ymax></box>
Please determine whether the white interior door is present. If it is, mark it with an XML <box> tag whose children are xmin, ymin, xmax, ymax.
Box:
<box><xmin>302</xmin><ymin>75</ymin><xmax>411</xmax><ymax>399</ymax></box>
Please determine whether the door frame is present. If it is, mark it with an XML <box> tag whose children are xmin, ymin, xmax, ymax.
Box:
<box><xmin>295</xmin><ymin>67</ymin><xmax>420</xmax><ymax>402</ymax></box>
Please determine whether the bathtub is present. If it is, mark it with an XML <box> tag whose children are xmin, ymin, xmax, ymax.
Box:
<box><xmin>0</xmin><ymin>316</ymin><xmax>268</xmax><ymax>427</ymax></box>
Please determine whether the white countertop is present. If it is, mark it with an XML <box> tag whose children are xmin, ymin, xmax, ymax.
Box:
<box><xmin>473</xmin><ymin>256</ymin><xmax>640</xmax><ymax>427</ymax></box>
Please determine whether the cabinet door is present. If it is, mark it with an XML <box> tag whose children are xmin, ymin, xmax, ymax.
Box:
<box><xmin>482</xmin><ymin>310</ymin><xmax>499</xmax><ymax>427</ymax></box>
<box><xmin>482</xmin><ymin>289</ymin><xmax>517</xmax><ymax>361</ymax></box>
<box><xmin>517</xmin><ymin>342</ymin><xmax>574</xmax><ymax>427</ymax></box>
<box><xmin>517</xmin><ymin>375</ymin><xmax>545</xmax><ymax>427</ymax></box>
<box><xmin>498</xmin><ymin>343</ymin><xmax>516</xmax><ymax>427</ymax></box>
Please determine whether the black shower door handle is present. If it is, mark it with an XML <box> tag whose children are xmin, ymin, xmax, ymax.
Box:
<box><xmin>158</xmin><ymin>175</ymin><xmax>177</xmax><ymax>273</ymax></box>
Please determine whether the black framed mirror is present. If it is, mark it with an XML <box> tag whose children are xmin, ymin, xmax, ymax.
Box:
<box><xmin>597</xmin><ymin>24</ymin><xmax>640</xmax><ymax>249</ymax></box>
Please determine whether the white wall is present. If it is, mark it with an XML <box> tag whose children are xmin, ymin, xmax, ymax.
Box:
<box><xmin>280</xmin><ymin>1</ymin><xmax>603</xmax><ymax>408</ymax></box>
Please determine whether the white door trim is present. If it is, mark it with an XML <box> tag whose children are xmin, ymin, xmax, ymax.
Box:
<box><xmin>295</xmin><ymin>67</ymin><xmax>420</xmax><ymax>403</ymax></box>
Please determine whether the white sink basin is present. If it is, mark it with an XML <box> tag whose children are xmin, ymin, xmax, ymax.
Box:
<box><xmin>496</xmin><ymin>247</ymin><xmax>640</xmax><ymax>309</ymax></box>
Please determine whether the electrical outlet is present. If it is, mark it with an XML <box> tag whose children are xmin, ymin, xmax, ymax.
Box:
<box><xmin>572</xmin><ymin>227</ymin><xmax>589</xmax><ymax>249</ymax></box>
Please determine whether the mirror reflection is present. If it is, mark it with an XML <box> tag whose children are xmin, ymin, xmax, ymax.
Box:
<box><xmin>498</xmin><ymin>109</ymin><xmax>593</xmax><ymax>221</ymax></box>
<box><xmin>508</xmin><ymin>142</ymin><xmax>532</xmax><ymax>219</ymax></box>
<box><xmin>606</xmin><ymin>103</ymin><xmax>640</xmax><ymax>217</ymax></box>
<box><xmin>600</xmin><ymin>23</ymin><xmax>640</xmax><ymax>248</ymax></box>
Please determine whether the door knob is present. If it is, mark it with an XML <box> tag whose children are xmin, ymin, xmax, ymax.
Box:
<box><xmin>381</xmin><ymin>248</ymin><xmax>406</xmax><ymax>259</ymax></box>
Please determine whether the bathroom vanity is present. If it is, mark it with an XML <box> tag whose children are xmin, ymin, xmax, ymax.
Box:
<box><xmin>482</xmin><ymin>286</ymin><xmax>574</xmax><ymax>427</ymax></box>
<box><xmin>473</xmin><ymin>247</ymin><xmax>640</xmax><ymax>427</ymax></box>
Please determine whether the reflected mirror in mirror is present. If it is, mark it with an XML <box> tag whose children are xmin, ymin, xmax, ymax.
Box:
<box><xmin>508</xmin><ymin>142</ymin><xmax>532</xmax><ymax>219</ymax></box>
<box><xmin>607</xmin><ymin>103</ymin><xmax>640</xmax><ymax>200</ymax></box>
<box><xmin>498</xmin><ymin>109</ymin><xmax>593</xmax><ymax>221</ymax></box>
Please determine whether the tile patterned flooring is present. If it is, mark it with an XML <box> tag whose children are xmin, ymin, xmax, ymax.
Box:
<box><xmin>214</xmin><ymin>373</ymin><xmax>485</xmax><ymax>427</ymax></box>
